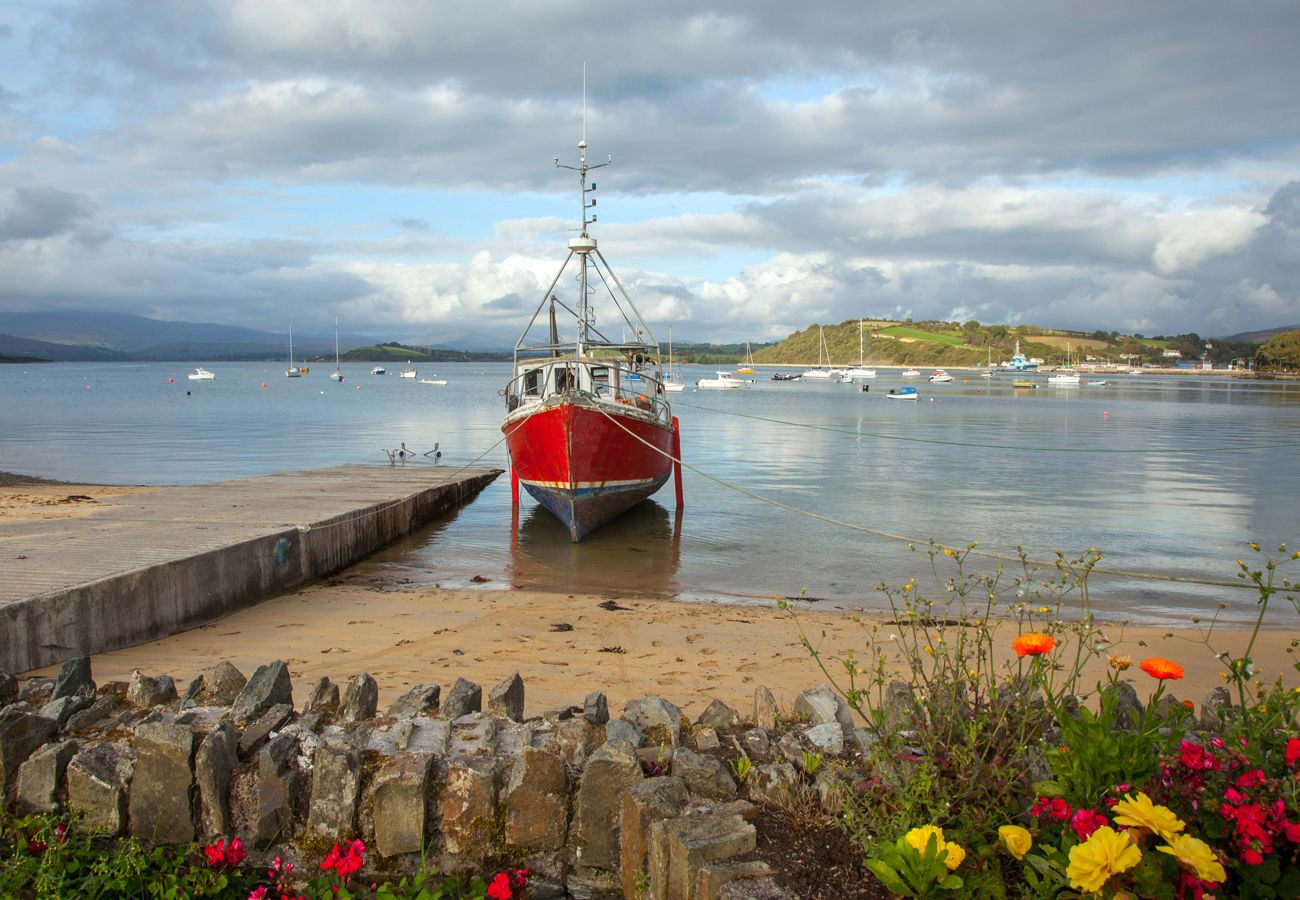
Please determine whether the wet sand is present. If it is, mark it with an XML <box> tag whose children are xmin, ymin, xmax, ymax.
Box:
<box><xmin>0</xmin><ymin>478</ymin><xmax>154</xmax><ymax>521</ymax></box>
<box><xmin>29</xmin><ymin>573</ymin><xmax>1299</xmax><ymax>721</ymax></box>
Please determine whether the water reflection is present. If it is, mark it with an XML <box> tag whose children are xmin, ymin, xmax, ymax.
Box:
<box><xmin>508</xmin><ymin>500</ymin><xmax>682</xmax><ymax>597</ymax></box>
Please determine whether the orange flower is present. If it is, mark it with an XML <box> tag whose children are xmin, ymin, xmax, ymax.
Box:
<box><xmin>1013</xmin><ymin>632</ymin><xmax>1056</xmax><ymax>657</ymax></box>
<box><xmin>1139</xmin><ymin>657</ymin><xmax>1184</xmax><ymax>680</ymax></box>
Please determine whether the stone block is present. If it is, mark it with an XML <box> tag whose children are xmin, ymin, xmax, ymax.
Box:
<box><xmin>623</xmin><ymin>697</ymin><xmax>685</xmax><ymax>746</ymax></box>
<box><xmin>803</xmin><ymin>722</ymin><xmax>844</xmax><ymax>755</ymax></box>
<box><xmin>386</xmin><ymin>683</ymin><xmax>440</xmax><ymax>717</ymax></box>
<box><xmin>672</xmin><ymin>747</ymin><xmax>738</xmax><ymax>799</ymax></box>
<box><xmin>129</xmin><ymin>721</ymin><xmax>197</xmax><ymax>844</ymax></box>
<box><xmin>448</xmin><ymin>714</ymin><xmax>498</xmax><ymax>757</ymax></box>
<box><xmin>231</xmin><ymin>660</ymin><xmax>293</xmax><ymax>723</ymax></box>
<box><xmin>372</xmin><ymin>753</ymin><xmax>433</xmax><ymax>858</ymax></box>
<box><xmin>573</xmin><ymin>739</ymin><xmax>643</xmax><ymax>870</ymax></box>
<box><xmin>394</xmin><ymin>716</ymin><xmax>450</xmax><ymax>754</ymax></box>
<box><xmin>126</xmin><ymin>670</ymin><xmax>177</xmax><ymax>708</ymax></box>
<box><xmin>338</xmin><ymin>673</ymin><xmax>379</xmax><ymax>723</ymax></box>
<box><xmin>718</xmin><ymin>875</ymin><xmax>799</xmax><ymax>899</ymax></box>
<box><xmin>793</xmin><ymin>685</ymin><xmax>853</xmax><ymax>733</ymax></box>
<box><xmin>441</xmin><ymin>756</ymin><xmax>499</xmax><ymax>857</ymax></box>
<box><xmin>746</xmin><ymin>763</ymin><xmax>799</xmax><ymax>808</ymax></box>
<box><xmin>739</xmin><ymin>728</ymin><xmax>770</xmax><ymax>759</ymax></box>
<box><xmin>67</xmin><ymin>743</ymin><xmax>134</xmax><ymax>834</ymax></box>
<box><xmin>753</xmin><ymin>686</ymin><xmax>777</xmax><ymax>730</ymax></box>
<box><xmin>304</xmin><ymin>676</ymin><xmax>339</xmax><ymax>713</ymax></box>
<box><xmin>620</xmin><ymin>776</ymin><xmax>689</xmax><ymax>899</ymax></box>
<box><xmin>696</xmin><ymin>699</ymin><xmax>741</xmax><ymax>730</ymax></box>
<box><xmin>65</xmin><ymin>697</ymin><xmax>117</xmax><ymax>735</ymax></box>
<box><xmin>554</xmin><ymin>717</ymin><xmax>597</xmax><ymax>770</ymax></box>
<box><xmin>441</xmin><ymin>677</ymin><xmax>482</xmax><ymax>719</ymax></box>
<box><xmin>698</xmin><ymin>860</ymin><xmax>773</xmax><ymax>899</ymax></box>
<box><xmin>40</xmin><ymin>694</ymin><xmax>89</xmax><ymax>729</ymax></box>
<box><xmin>0</xmin><ymin>706</ymin><xmax>57</xmax><ymax>795</ymax></box>
<box><xmin>663</xmin><ymin>814</ymin><xmax>756</xmax><ymax>900</ymax></box>
<box><xmin>195</xmin><ymin>723</ymin><xmax>237</xmax><ymax>838</ymax></box>
<box><xmin>0</xmin><ymin>671</ymin><xmax>17</xmax><ymax>705</ymax></box>
<box><xmin>693</xmin><ymin>725</ymin><xmax>720</xmax><ymax>751</ymax></box>
<box><xmin>14</xmin><ymin>739</ymin><xmax>77</xmax><ymax>814</ymax></box>
<box><xmin>504</xmin><ymin>747</ymin><xmax>568</xmax><ymax>850</ymax></box>
<box><xmin>488</xmin><ymin>672</ymin><xmax>525</xmax><ymax>722</ymax></box>
<box><xmin>307</xmin><ymin>742</ymin><xmax>361</xmax><ymax>837</ymax></box>
<box><xmin>606</xmin><ymin>718</ymin><xmax>643</xmax><ymax>748</ymax></box>
<box><xmin>198</xmin><ymin>661</ymin><xmax>248</xmax><ymax>705</ymax></box>
<box><xmin>52</xmin><ymin>656</ymin><xmax>93</xmax><ymax>701</ymax></box>
<box><xmin>584</xmin><ymin>691</ymin><xmax>609</xmax><ymax>725</ymax></box>
<box><xmin>254</xmin><ymin>733</ymin><xmax>300</xmax><ymax>848</ymax></box>
<box><xmin>239</xmin><ymin>703</ymin><xmax>293</xmax><ymax>757</ymax></box>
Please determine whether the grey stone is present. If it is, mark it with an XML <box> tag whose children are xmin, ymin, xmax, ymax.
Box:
<box><xmin>573</xmin><ymin>739</ymin><xmax>643</xmax><ymax>869</ymax></box>
<box><xmin>504</xmin><ymin>747</ymin><xmax>568</xmax><ymax>850</ymax></box>
<box><xmin>776</xmin><ymin>732</ymin><xmax>805</xmax><ymax>768</ymax></box>
<box><xmin>694</xmin><ymin>725</ymin><xmax>721</xmax><ymax>751</ymax></box>
<box><xmin>66</xmin><ymin>743</ymin><xmax>134</xmax><ymax>834</ymax></box>
<box><xmin>41</xmin><ymin>694</ymin><xmax>90</xmax><ymax>728</ymax></box>
<box><xmin>231</xmin><ymin>660</ymin><xmax>293</xmax><ymax>723</ymax></box>
<box><xmin>441</xmin><ymin>677</ymin><xmax>482</xmax><ymax>719</ymax></box>
<box><xmin>254</xmin><ymin>733</ymin><xmax>300</xmax><ymax>848</ymax></box>
<box><xmin>654</xmin><ymin>813</ymin><xmax>756</xmax><ymax>900</ymax></box>
<box><xmin>239</xmin><ymin>703</ymin><xmax>292</xmax><ymax>757</ymax></box>
<box><xmin>584</xmin><ymin>691</ymin><xmax>610</xmax><ymax>725</ymax></box>
<box><xmin>394</xmin><ymin>716</ymin><xmax>450</xmax><ymax>754</ymax></box>
<box><xmin>739</xmin><ymin>728</ymin><xmax>771</xmax><ymax>758</ymax></box>
<box><xmin>488</xmin><ymin>672</ymin><xmax>525</xmax><ymax>722</ymax></box>
<box><xmin>195</xmin><ymin>724</ymin><xmax>237</xmax><ymax>838</ymax></box>
<box><xmin>372</xmin><ymin>753</ymin><xmax>433</xmax><ymax>857</ymax></box>
<box><xmin>0</xmin><ymin>671</ymin><xmax>17</xmax><ymax>705</ymax></box>
<box><xmin>198</xmin><ymin>662</ymin><xmax>247</xmax><ymax>705</ymax></box>
<box><xmin>672</xmin><ymin>747</ymin><xmax>738</xmax><ymax>799</ymax></box>
<box><xmin>65</xmin><ymin>697</ymin><xmax>117</xmax><ymax>735</ymax></box>
<box><xmin>442</xmin><ymin>756</ymin><xmax>499</xmax><ymax>857</ymax></box>
<box><xmin>1202</xmin><ymin>686</ymin><xmax>1233</xmax><ymax>731</ymax></box>
<box><xmin>794</xmin><ymin>685</ymin><xmax>854</xmax><ymax>732</ymax></box>
<box><xmin>697</xmin><ymin>698</ymin><xmax>742</xmax><ymax>730</ymax></box>
<box><xmin>753</xmin><ymin>685</ymin><xmax>778</xmax><ymax>729</ymax></box>
<box><xmin>307</xmin><ymin>743</ymin><xmax>361</xmax><ymax>837</ymax></box>
<box><xmin>386</xmin><ymin>683</ymin><xmax>440</xmax><ymax>718</ymax></box>
<box><xmin>623</xmin><ymin>696</ymin><xmax>685</xmax><ymax>746</ymax></box>
<box><xmin>553</xmin><ymin>717</ymin><xmax>597</xmax><ymax>769</ymax></box>
<box><xmin>448</xmin><ymin>714</ymin><xmax>498</xmax><ymax>757</ymax></box>
<box><xmin>606</xmin><ymin>718</ymin><xmax>643</xmax><ymax>748</ymax></box>
<box><xmin>0</xmin><ymin>706</ymin><xmax>58</xmax><ymax>794</ymax></box>
<box><xmin>803</xmin><ymin>722</ymin><xmax>844</xmax><ymax>754</ymax></box>
<box><xmin>128</xmin><ymin>721</ymin><xmax>197</xmax><ymax>844</ymax></box>
<box><xmin>620</xmin><ymin>776</ymin><xmax>690</xmax><ymax>899</ymax></box>
<box><xmin>14</xmin><ymin>739</ymin><xmax>78</xmax><ymax>814</ymax></box>
<box><xmin>1110</xmin><ymin>681</ymin><xmax>1144</xmax><ymax>730</ymax></box>
<box><xmin>126</xmin><ymin>670</ymin><xmax>177</xmax><ymax>708</ymax></box>
<box><xmin>304</xmin><ymin>677</ymin><xmax>339</xmax><ymax>713</ymax></box>
<box><xmin>338</xmin><ymin>673</ymin><xmax>379</xmax><ymax>723</ymax></box>
<box><xmin>746</xmin><ymin>762</ymin><xmax>800</xmax><ymax>807</ymax></box>
<box><xmin>52</xmin><ymin>656</ymin><xmax>93</xmax><ymax>701</ymax></box>
<box><xmin>814</xmin><ymin>767</ymin><xmax>847</xmax><ymax>813</ymax></box>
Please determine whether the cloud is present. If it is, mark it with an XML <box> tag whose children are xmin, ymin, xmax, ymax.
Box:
<box><xmin>0</xmin><ymin>187</ymin><xmax>92</xmax><ymax>240</ymax></box>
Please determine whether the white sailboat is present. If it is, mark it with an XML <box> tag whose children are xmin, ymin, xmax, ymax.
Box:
<box><xmin>329</xmin><ymin>317</ymin><xmax>345</xmax><ymax>382</ymax></box>
<box><xmin>1048</xmin><ymin>342</ymin><xmax>1080</xmax><ymax>385</ymax></box>
<box><xmin>735</xmin><ymin>342</ymin><xmax>755</xmax><ymax>375</ymax></box>
<box><xmin>285</xmin><ymin>324</ymin><xmax>303</xmax><ymax>377</ymax></box>
<box><xmin>802</xmin><ymin>325</ymin><xmax>842</xmax><ymax>378</ymax></box>
<box><xmin>844</xmin><ymin>319</ymin><xmax>877</xmax><ymax>379</ymax></box>
<box><xmin>664</xmin><ymin>325</ymin><xmax>685</xmax><ymax>392</ymax></box>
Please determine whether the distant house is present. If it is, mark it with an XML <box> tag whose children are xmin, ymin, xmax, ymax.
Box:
<box><xmin>1162</xmin><ymin>349</ymin><xmax>1182</xmax><ymax>359</ymax></box>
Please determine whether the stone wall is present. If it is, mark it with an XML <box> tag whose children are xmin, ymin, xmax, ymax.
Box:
<box><xmin>0</xmin><ymin>658</ymin><xmax>880</xmax><ymax>900</ymax></box>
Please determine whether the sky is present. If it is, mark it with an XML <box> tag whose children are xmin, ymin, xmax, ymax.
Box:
<box><xmin>1</xmin><ymin>1</ymin><xmax>1298</xmax><ymax>347</ymax></box>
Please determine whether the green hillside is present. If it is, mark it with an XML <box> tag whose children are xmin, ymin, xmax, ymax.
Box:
<box><xmin>324</xmin><ymin>342</ymin><xmax>510</xmax><ymax>363</ymax></box>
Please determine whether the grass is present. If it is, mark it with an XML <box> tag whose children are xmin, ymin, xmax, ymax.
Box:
<box><xmin>877</xmin><ymin>326</ymin><xmax>967</xmax><ymax>347</ymax></box>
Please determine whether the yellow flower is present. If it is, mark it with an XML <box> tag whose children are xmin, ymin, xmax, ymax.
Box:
<box><xmin>1112</xmin><ymin>792</ymin><xmax>1185</xmax><ymax>839</ymax></box>
<box><xmin>1158</xmin><ymin>834</ymin><xmax>1226</xmax><ymax>884</ymax></box>
<box><xmin>942</xmin><ymin>842</ymin><xmax>965</xmax><ymax>870</ymax></box>
<box><xmin>999</xmin><ymin>825</ymin><xmax>1033</xmax><ymax>860</ymax></box>
<box><xmin>1108</xmin><ymin>654</ymin><xmax>1132</xmax><ymax>671</ymax></box>
<box><xmin>903</xmin><ymin>825</ymin><xmax>964</xmax><ymax>872</ymax></box>
<box><xmin>1067</xmin><ymin>826</ymin><xmax>1142</xmax><ymax>894</ymax></box>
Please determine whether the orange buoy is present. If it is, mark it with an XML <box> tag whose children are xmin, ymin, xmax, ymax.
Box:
<box><xmin>261</xmin><ymin>382</ymin><xmax>267</xmax><ymax>388</ymax></box>
<box><xmin>168</xmin><ymin>377</ymin><xmax>174</xmax><ymax>383</ymax></box>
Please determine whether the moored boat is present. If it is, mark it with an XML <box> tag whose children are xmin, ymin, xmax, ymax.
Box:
<box><xmin>187</xmin><ymin>367</ymin><xmax>215</xmax><ymax>381</ymax></box>
<box><xmin>697</xmin><ymin>371</ymin><xmax>745</xmax><ymax>389</ymax></box>
<box><xmin>887</xmin><ymin>385</ymin><xmax>918</xmax><ymax>400</ymax></box>
<box><xmin>928</xmin><ymin>369</ymin><xmax>954</xmax><ymax>383</ymax></box>
<box><xmin>770</xmin><ymin>372</ymin><xmax>801</xmax><ymax>381</ymax></box>
<box><xmin>501</xmin><ymin>129</ymin><xmax>679</xmax><ymax>542</ymax></box>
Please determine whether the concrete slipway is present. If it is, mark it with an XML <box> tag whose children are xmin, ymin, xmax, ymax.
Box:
<box><xmin>0</xmin><ymin>465</ymin><xmax>500</xmax><ymax>674</ymax></box>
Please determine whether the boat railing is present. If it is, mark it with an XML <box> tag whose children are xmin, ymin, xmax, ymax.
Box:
<box><xmin>503</xmin><ymin>362</ymin><xmax>670</xmax><ymax>424</ymax></box>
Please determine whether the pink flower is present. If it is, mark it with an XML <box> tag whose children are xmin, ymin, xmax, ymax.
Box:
<box><xmin>1287</xmin><ymin>737</ymin><xmax>1300</xmax><ymax>767</ymax></box>
<box><xmin>247</xmin><ymin>888</ymin><xmax>268</xmax><ymax>900</ymax></box>
<box><xmin>1070</xmin><ymin>808</ymin><xmax>1108</xmax><ymax>841</ymax></box>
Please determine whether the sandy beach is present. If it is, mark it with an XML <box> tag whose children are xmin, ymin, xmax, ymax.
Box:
<box><xmin>8</xmin><ymin>479</ymin><xmax>1297</xmax><ymax>719</ymax></box>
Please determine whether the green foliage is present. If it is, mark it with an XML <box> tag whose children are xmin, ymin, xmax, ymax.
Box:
<box><xmin>865</xmin><ymin>832</ymin><xmax>965</xmax><ymax>898</ymax></box>
<box><xmin>1256</xmin><ymin>330</ymin><xmax>1300</xmax><ymax>370</ymax></box>
<box><xmin>731</xmin><ymin>753</ymin><xmax>753</xmax><ymax>783</ymax></box>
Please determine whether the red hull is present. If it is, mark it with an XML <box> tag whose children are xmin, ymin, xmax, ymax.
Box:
<box><xmin>504</xmin><ymin>401</ymin><xmax>674</xmax><ymax>541</ymax></box>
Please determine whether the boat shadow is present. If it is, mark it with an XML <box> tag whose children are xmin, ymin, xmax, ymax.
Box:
<box><xmin>509</xmin><ymin>500</ymin><xmax>682</xmax><ymax>597</ymax></box>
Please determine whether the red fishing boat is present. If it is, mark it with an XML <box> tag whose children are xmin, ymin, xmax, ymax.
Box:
<box><xmin>502</xmin><ymin>133</ymin><xmax>682</xmax><ymax>541</ymax></box>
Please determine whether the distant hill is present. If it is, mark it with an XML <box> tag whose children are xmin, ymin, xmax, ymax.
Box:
<box><xmin>1222</xmin><ymin>324</ymin><xmax>1300</xmax><ymax>343</ymax></box>
<box><xmin>0</xmin><ymin>333</ymin><xmax>130</xmax><ymax>361</ymax></box>
<box><xmin>330</xmin><ymin>342</ymin><xmax>511</xmax><ymax>363</ymax></box>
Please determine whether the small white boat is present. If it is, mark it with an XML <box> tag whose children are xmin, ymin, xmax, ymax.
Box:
<box><xmin>1047</xmin><ymin>372</ymin><xmax>1081</xmax><ymax>385</ymax></box>
<box><xmin>887</xmin><ymin>386</ymin><xmax>919</xmax><ymax>400</ymax></box>
<box><xmin>1085</xmin><ymin>379</ymin><xmax>1108</xmax><ymax>387</ymax></box>
<box><xmin>803</xmin><ymin>326</ymin><xmax>841</xmax><ymax>379</ymax></box>
<box><xmin>665</xmin><ymin>325</ymin><xmax>686</xmax><ymax>392</ymax></box>
<box><xmin>419</xmin><ymin>379</ymin><xmax>447</xmax><ymax>385</ymax></box>
<box><xmin>285</xmin><ymin>324</ymin><xmax>303</xmax><ymax>377</ymax></box>
<box><xmin>844</xmin><ymin>320</ymin><xmax>876</xmax><ymax>379</ymax></box>
<box><xmin>399</xmin><ymin>362</ymin><xmax>418</xmax><ymax>379</ymax></box>
<box><xmin>928</xmin><ymin>370</ymin><xmax>954</xmax><ymax>383</ymax></box>
<box><xmin>329</xmin><ymin>317</ymin><xmax>345</xmax><ymax>382</ymax></box>
<box><xmin>902</xmin><ymin>368</ymin><xmax>920</xmax><ymax>378</ymax></box>
<box><xmin>187</xmin><ymin>368</ymin><xmax>215</xmax><ymax>381</ymax></box>
<box><xmin>371</xmin><ymin>366</ymin><xmax>386</xmax><ymax>375</ymax></box>
<box><xmin>697</xmin><ymin>370</ymin><xmax>745</xmax><ymax>390</ymax></box>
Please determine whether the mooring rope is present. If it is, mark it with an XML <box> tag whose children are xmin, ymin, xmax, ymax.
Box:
<box><xmin>593</xmin><ymin>406</ymin><xmax>1252</xmax><ymax>591</ymax></box>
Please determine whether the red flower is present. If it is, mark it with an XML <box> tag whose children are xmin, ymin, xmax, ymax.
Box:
<box><xmin>27</xmin><ymin>839</ymin><xmax>47</xmax><ymax>854</ymax></box>
<box><xmin>1179</xmin><ymin>741</ymin><xmax>1222</xmax><ymax>772</ymax></box>
<box><xmin>1139</xmin><ymin>657</ymin><xmax>1184</xmax><ymax>680</ymax></box>
<box><xmin>1012</xmin><ymin>632</ymin><xmax>1055</xmax><ymax>657</ymax></box>
<box><xmin>1030</xmin><ymin>796</ymin><xmax>1072</xmax><ymax>821</ymax></box>
<box><xmin>1243</xmin><ymin>848</ymin><xmax>1264</xmax><ymax>865</ymax></box>
<box><xmin>1287</xmin><ymin>738</ymin><xmax>1300</xmax><ymax>767</ymax></box>
<box><xmin>487</xmin><ymin>872</ymin><xmax>513</xmax><ymax>900</ymax></box>
<box><xmin>1070</xmin><ymin>808</ymin><xmax>1108</xmax><ymax>841</ymax></box>
<box><xmin>1236</xmin><ymin>769</ymin><xmax>1266</xmax><ymax>789</ymax></box>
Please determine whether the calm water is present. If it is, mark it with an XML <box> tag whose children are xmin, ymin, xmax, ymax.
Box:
<box><xmin>2</xmin><ymin>361</ymin><xmax>1297</xmax><ymax>626</ymax></box>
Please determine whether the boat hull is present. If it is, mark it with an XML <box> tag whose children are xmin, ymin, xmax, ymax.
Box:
<box><xmin>504</xmin><ymin>400</ymin><xmax>674</xmax><ymax>541</ymax></box>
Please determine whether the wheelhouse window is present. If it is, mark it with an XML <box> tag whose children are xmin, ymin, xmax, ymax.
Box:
<box><xmin>523</xmin><ymin>368</ymin><xmax>542</xmax><ymax>397</ymax></box>
<box><xmin>555</xmin><ymin>365</ymin><xmax>576</xmax><ymax>393</ymax></box>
